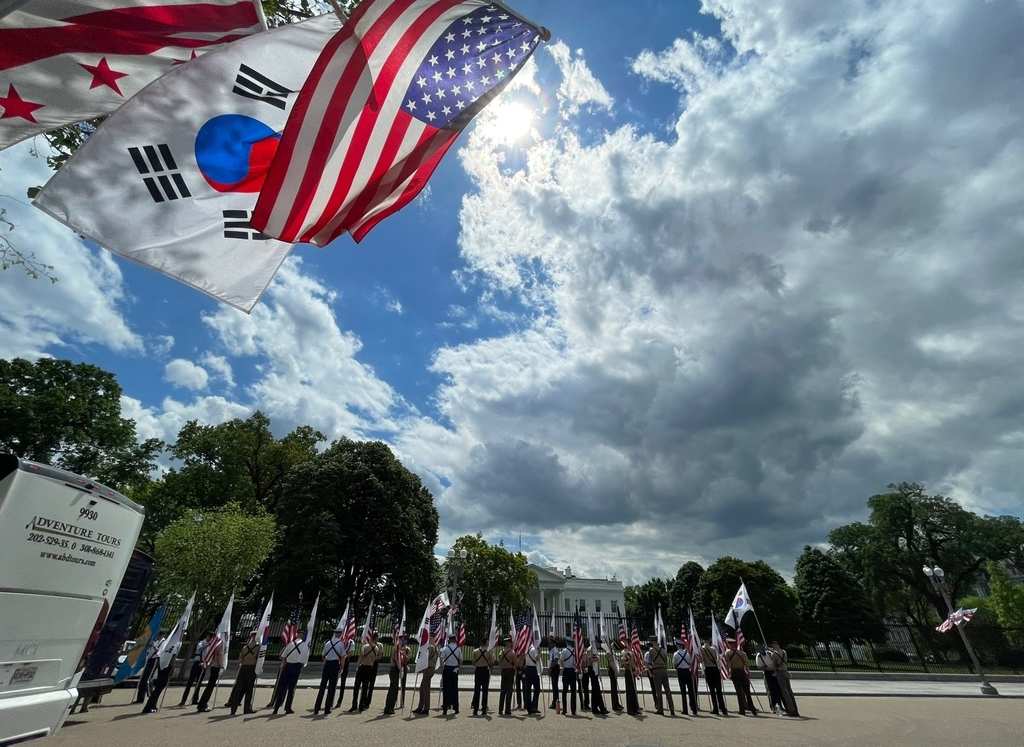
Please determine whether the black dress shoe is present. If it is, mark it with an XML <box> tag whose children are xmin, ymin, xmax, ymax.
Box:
<box><xmin>348</xmin><ymin>706</ymin><xmax>358</xmax><ymax>713</ymax></box>
<box><xmin>142</xmin><ymin>708</ymin><xmax>157</xmax><ymax>714</ymax></box>
<box><xmin>244</xmin><ymin>709</ymin><xmax>257</xmax><ymax>714</ymax></box>
<box><xmin>285</xmin><ymin>709</ymin><xmax>295</xmax><ymax>714</ymax></box>
<box><xmin>198</xmin><ymin>706</ymin><xmax>212</xmax><ymax>713</ymax></box>
<box><xmin>230</xmin><ymin>709</ymin><xmax>237</xmax><ymax>716</ymax></box>
<box><xmin>324</xmin><ymin>709</ymin><xmax>331</xmax><ymax>715</ymax></box>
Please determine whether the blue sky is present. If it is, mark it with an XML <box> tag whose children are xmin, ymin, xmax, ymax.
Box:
<box><xmin>3</xmin><ymin>0</ymin><xmax>1024</xmax><ymax>584</ymax></box>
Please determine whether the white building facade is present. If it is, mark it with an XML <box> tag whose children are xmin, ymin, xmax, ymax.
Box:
<box><xmin>526</xmin><ymin>564</ymin><xmax>626</xmax><ymax>639</ymax></box>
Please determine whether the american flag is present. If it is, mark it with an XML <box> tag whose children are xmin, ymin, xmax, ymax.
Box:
<box><xmin>686</xmin><ymin>608</ymin><xmax>703</xmax><ymax>674</ymax></box>
<box><xmin>251</xmin><ymin>0</ymin><xmax>545</xmax><ymax>246</ymax></box>
<box><xmin>712</xmin><ymin>615</ymin><xmax>732</xmax><ymax>679</ymax></box>
<box><xmin>341</xmin><ymin>603</ymin><xmax>357</xmax><ymax>649</ymax></box>
<box><xmin>429</xmin><ymin>608</ymin><xmax>446</xmax><ymax>646</ymax></box>
<box><xmin>456</xmin><ymin>614</ymin><xmax>467</xmax><ymax>648</ymax></box>
<box><xmin>617</xmin><ymin>614</ymin><xmax>628</xmax><ymax>649</ymax></box>
<box><xmin>392</xmin><ymin>604</ymin><xmax>407</xmax><ymax>668</ymax></box>
<box><xmin>201</xmin><ymin>634</ymin><xmax>222</xmax><ymax>666</ymax></box>
<box><xmin>513</xmin><ymin>610</ymin><xmax>532</xmax><ymax>656</ymax></box>
<box><xmin>281</xmin><ymin>602</ymin><xmax>301</xmax><ymax>646</ymax></box>
<box><xmin>572</xmin><ymin>607</ymin><xmax>584</xmax><ymax>668</ymax></box>
<box><xmin>629</xmin><ymin>625</ymin><xmax>645</xmax><ymax>675</ymax></box>
<box><xmin>679</xmin><ymin>619</ymin><xmax>689</xmax><ymax>653</ymax></box>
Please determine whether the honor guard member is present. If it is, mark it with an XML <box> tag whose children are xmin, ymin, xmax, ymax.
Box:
<box><xmin>558</xmin><ymin>639</ymin><xmax>579</xmax><ymax>716</ymax></box>
<box><xmin>273</xmin><ymin>629</ymin><xmax>307</xmax><ymax>715</ymax></box>
<box><xmin>314</xmin><ymin>625</ymin><xmax>347</xmax><ymax>715</ymax></box>
<box><xmin>523</xmin><ymin>635</ymin><xmax>541</xmax><ymax>714</ymax></box>
<box><xmin>349</xmin><ymin>632</ymin><xmax>378</xmax><ymax>712</ymax></box>
<box><xmin>673</xmin><ymin>639</ymin><xmax>698</xmax><ymax>715</ymax></box>
<box><xmin>362</xmin><ymin>633</ymin><xmax>385</xmax><ymax>709</ymax></box>
<box><xmin>440</xmin><ymin>632</ymin><xmax>462</xmax><ymax>715</ymax></box>
<box><xmin>141</xmin><ymin>634</ymin><xmax>177</xmax><ymax>713</ymax></box>
<box><xmin>178</xmin><ymin>631</ymin><xmax>213</xmax><ymax>706</ymax></box>
<box><xmin>514</xmin><ymin>646</ymin><xmax>526</xmax><ymax>711</ymax></box>
<box><xmin>412</xmin><ymin>635</ymin><xmax>439</xmax><ymax>715</ymax></box>
<box><xmin>134</xmin><ymin>630</ymin><xmax>167</xmax><ymax>704</ymax></box>
<box><xmin>470</xmin><ymin>636</ymin><xmax>494</xmax><ymax>715</ymax></box>
<box><xmin>619</xmin><ymin>643</ymin><xmax>641</xmax><ymax>716</ymax></box>
<box><xmin>606</xmin><ymin>640</ymin><xmax>624</xmax><ymax>712</ymax></box>
<box><xmin>755</xmin><ymin>645</ymin><xmax>783</xmax><ymax>715</ymax></box>
<box><xmin>332</xmin><ymin>635</ymin><xmax>357</xmax><ymax>710</ymax></box>
<box><xmin>383</xmin><ymin>634</ymin><xmax>412</xmax><ymax>714</ymax></box>
<box><xmin>226</xmin><ymin>630</ymin><xmax>261</xmax><ymax>715</ymax></box>
<box><xmin>723</xmin><ymin>638</ymin><xmax>757</xmax><ymax>715</ymax></box>
<box><xmin>547</xmin><ymin>638</ymin><xmax>562</xmax><ymax>710</ymax></box>
<box><xmin>195</xmin><ymin>633</ymin><xmax>226</xmax><ymax>713</ymax></box>
<box><xmin>700</xmin><ymin>641</ymin><xmax>728</xmax><ymax>715</ymax></box>
<box><xmin>498</xmin><ymin>636</ymin><xmax>517</xmax><ymax>715</ymax></box>
<box><xmin>647</xmin><ymin>637</ymin><xmax>675</xmax><ymax>716</ymax></box>
<box><xmin>771</xmin><ymin>641</ymin><xmax>800</xmax><ymax>717</ymax></box>
<box><xmin>586</xmin><ymin>638</ymin><xmax>609</xmax><ymax>715</ymax></box>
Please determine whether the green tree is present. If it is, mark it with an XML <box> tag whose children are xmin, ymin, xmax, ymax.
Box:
<box><xmin>624</xmin><ymin>577</ymin><xmax>671</xmax><ymax>628</ymax></box>
<box><xmin>984</xmin><ymin>561</ymin><xmax>1024</xmax><ymax>647</ymax></box>
<box><xmin>696</xmin><ymin>556</ymin><xmax>801</xmax><ymax>645</ymax></box>
<box><xmin>827</xmin><ymin>483</ymin><xmax>1024</xmax><ymax>627</ymax></box>
<box><xmin>153</xmin><ymin>503</ymin><xmax>277</xmax><ymax>637</ymax></box>
<box><xmin>793</xmin><ymin>546</ymin><xmax>885</xmax><ymax>662</ymax></box>
<box><xmin>271</xmin><ymin>438</ymin><xmax>440</xmax><ymax>613</ymax></box>
<box><xmin>445</xmin><ymin>534</ymin><xmax>538</xmax><ymax>624</ymax></box>
<box><xmin>0</xmin><ymin>357</ymin><xmax>161</xmax><ymax>491</ymax></box>
<box><xmin>667</xmin><ymin>561</ymin><xmax>704</xmax><ymax>626</ymax></box>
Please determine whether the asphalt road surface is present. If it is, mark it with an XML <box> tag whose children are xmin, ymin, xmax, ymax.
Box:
<box><xmin>54</xmin><ymin>688</ymin><xmax>1022</xmax><ymax>747</ymax></box>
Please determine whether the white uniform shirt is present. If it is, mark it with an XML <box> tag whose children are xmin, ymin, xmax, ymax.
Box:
<box><xmin>525</xmin><ymin>645</ymin><xmax>540</xmax><ymax>669</ymax></box>
<box><xmin>283</xmin><ymin>639</ymin><xmax>308</xmax><ymax>665</ymax></box>
<box><xmin>440</xmin><ymin>642</ymin><xmax>462</xmax><ymax>668</ymax></box>
<box><xmin>322</xmin><ymin>636</ymin><xmax>345</xmax><ymax>661</ymax></box>
<box><xmin>674</xmin><ymin>649</ymin><xmax>693</xmax><ymax>670</ymax></box>
<box><xmin>192</xmin><ymin>639</ymin><xmax>208</xmax><ymax>662</ymax></box>
<box><xmin>560</xmin><ymin>647</ymin><xmax>576</xmax><ymax>670</ymax></box>
<box><xmin>548</xmin><ymin>647</ymin><xmax>561</xmax><ymax>668</ymax></box>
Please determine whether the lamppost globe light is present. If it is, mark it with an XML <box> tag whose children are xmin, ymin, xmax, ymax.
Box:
<box><xmin>933</xmin><ymin>566</ymin><xmax>944</xmax><ymax>580</ymax></box>
<box><xmin>460</xmin><ymin>549</ymin><xmax>468</xmax><ymax>560</ymax></box>
<box><xmin>923</xmin><ymin>565</ymin><xmax>934</xmax><ymax>577</ymax></box>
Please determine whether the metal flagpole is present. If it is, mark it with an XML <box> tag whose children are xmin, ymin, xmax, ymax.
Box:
<box><xmin>407</xmin><ymin>672</ymin><xmax>419</xmax><ymax>716</ymax></box>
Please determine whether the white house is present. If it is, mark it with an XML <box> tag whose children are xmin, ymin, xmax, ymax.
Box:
<box><xmin>526</xmin><ymin>564</ymin><xmax>626</xmax><ymax>639</ymax></box>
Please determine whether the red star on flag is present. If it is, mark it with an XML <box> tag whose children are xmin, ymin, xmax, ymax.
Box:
<box><xmin>0</xmin><ymin>85</ymin><xmax>44</xmax><ymax>122</ymax></box>
<box><xmin>79</xmin><ymin>57</ymin><xmax>129</xmax><ymax>95</ymax></box>
<box><xmin>173</xmin><ymin>51</ymin><xmax>199</xmax><ymax>65</ymax></box>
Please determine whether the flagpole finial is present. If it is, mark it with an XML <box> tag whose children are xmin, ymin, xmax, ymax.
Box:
<box><xmin>538</xmin><ymin>27</ymin><xmax>551</xmax><ymax>42</ymax></box>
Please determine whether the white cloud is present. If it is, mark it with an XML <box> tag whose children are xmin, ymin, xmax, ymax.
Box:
<box><xmin>546</xmin><ymin>41</ymin><xmax>614</xmax><ymax>119</ymax></box>
<box><xmin>164</xmin><ymin>358</ymin><xmax>209</xmax><ymax>390</ymax></box>
<box><xmin>200</xmin><ymin>353</ymin><xmax>235</xmax><ymax>388</ymax></box>
<box><xmin>0</xmin><ymin>145</ymin><xmax>142</xmax><ymax>360</ymax></box>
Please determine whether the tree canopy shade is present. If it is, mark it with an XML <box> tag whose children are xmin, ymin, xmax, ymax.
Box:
<box><xmin>667</xmin><ymin>561</ymin><xmax>704</xmax><ymax>624</ymax></box>
<box><xmin>696</xmin><ymin>556</ymin><xmax>801</xmax><ymax>644</ymax></box>
<box><xmin>271</xmin><ymin>438</ymin><xmax>440</xmax><ymax>612</ymax></box>
<box><xmin>0</xmin><ymin>357</ymin><xmax>161</xmax><ymax>491</ymax></box>
<box><xmin>624</xmin><ymin>577</ymin><xmax>671</xmax><ymax>626</ymax></box>
<box><xmin>153</xmin><ymin>503</ymin><xmax>276</xmax><ymax>633</ymax></box>
<box><xmin>445</xmin><ymin>533</ymin><xmax>538</xmax><ymax>617</ymax></box>
<box><xmin>793</xmin><ymin>545</ymin><xmax>884</xmax><ymax>661</ymax></box>
<box><xmin>827</xmin><ymin>482</ymin><xmax>1024</xmax><ymax>627</ymax></box>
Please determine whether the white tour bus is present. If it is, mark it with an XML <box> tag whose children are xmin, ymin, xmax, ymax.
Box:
<box><xmin>0</xmin><ymin>454</ymin><xmax>145</xmax><ymax>745</ymax></box>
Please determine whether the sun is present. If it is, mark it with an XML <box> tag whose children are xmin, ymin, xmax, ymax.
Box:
<box><xmin>477</xmin><ymin>100</ymin><xmax>535</xmax><ymax>144</ymax></box>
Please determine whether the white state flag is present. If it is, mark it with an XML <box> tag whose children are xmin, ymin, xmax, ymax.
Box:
<box><xmin>0</xmin><ymin>0</ymin><xmax>266</xmax><ymax>150</ymax></box>
<box><xmin>34</xmin><ymin>13</ymin><xmax>342</xmax><ymax>311</ymax></box>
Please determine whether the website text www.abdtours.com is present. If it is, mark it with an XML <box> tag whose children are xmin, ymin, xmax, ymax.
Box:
<box><xmin>39</xmin><ymin>550</ymin><xmax>96</xmax><ymax>567</ymax></box>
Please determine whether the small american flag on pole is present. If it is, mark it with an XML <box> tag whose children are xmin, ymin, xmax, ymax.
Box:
<box><xmin>617</xmin><ymin>614</ymin><xmax>628</xmax><ymax>649</ymax></box>
<box><xmin>252</xmin><ymin>0</ymin><xmax>546</xmax><ymax>245</ymax></box>
<box><xmin>629</xmin><ymin>625</ymin><xmax>645</xmax><ymax>675</ymax></box>
<box><xmin>281</xmin><ymin>602</ymin><xmax>301</xmax><ymax>646</ymax></box>
<box><xmin>712</xmin><ymin>614</ymin><xmax>731</xmax><ymax>679</ymax></box>
<box><xmin>572</xmin><ymin>607</ymin><xmax>584</xmax><ymax>669</ymax></box>
<box><xmin>513</xmin><ymin>610</ymin><xmax>532</xmax><ymax>655</ymax></box>
<box><xmin>342</xmin><ymin>603</ymin><xmax>357</xmax><ymax>648</ymax></box>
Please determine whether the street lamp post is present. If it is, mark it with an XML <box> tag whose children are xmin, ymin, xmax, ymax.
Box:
<box><xmin>923</xmin><ymin>564</ymin><xmax>999</xmax><ymax>696</ymax></box>
<box><xmin>447</xmin><ymin>547</ymin><xmax>468</xmax><ymax>608</ymax></box>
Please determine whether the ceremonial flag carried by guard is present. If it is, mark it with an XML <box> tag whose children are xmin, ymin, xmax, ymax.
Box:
<box><xmin>456</xmin><ymin>606</ymin><xmax>467</xmax><ymax>648</ymax></box>
<box><xmin>726</xmin><ymin>582</ymin><xmax>754</xmax><ymax>626</ymax></box>
<box><xmin>530</xmin><ymin>605</ymin><xmax>542</xmax><ymax>672</ymax></box>
<box><xmin>655</xmin><ymin>605</ymin><xmax>667</xmax><ymax>649</ymax></box>
<box><xmin>617</xmin><ymin>613</ymin><xmax>628</xmax><ymax>649</ymax></box>
<box><xmin>34</xmin><ymin>13</ymin><xmax>343</xmax><ymax>312</ymax></box>
<box><xmin>0</xmin><ymin>0</ymin><xmax>267</xmax><ymax>150</ymax></box>
<box><xmin>937</xmin><ymin>608</ymin><xmax>977</xmax><ymax>633</ymax></box>
<box><xmin>113</xmin><ymin>604</ymin><xmax>165</xmax><ymax>683</ymax></box>
<box><xmin>572</xmin><ymin>606</ymin><xmax>584</xmax><ymax>668</ymax></box>
<box><xmin>393</xmin><ymin>603</ymin><xmax>407</xmax><ymax>667</ymax></box>
<box><xmin>299</xmin><ymin>593</ymin><xmax>319</xmax><ymax>664</ymax></box>
<box><xmin>711</xmin><ymin>613</ymin><xmax>731</xmax><ymax>679</ymax></box>
<box><xmin>687</xmin><ymin>607</ymin><xmax>702</xmax><ymax>674</ymax></box>
<box><xmin>629</xmin><ymin>623</ymin><xmax>644</xmax><ymax>675</ymax></box>
<box><xmin>158</xmin><ymin>591</ymin><xmax>195</xmax><ymax>659</ymax></box>
<box><xmin>599</xmin><ymin>612</ymin><xmax>610</xmax><ymax>655</ymax></box>
<box><xmin>414</xmin><ymin>598</ymin><xmax>433</xmax><ymax>673</ymax></box>
<box><xmin>360</xmin><ymin>597</ymin><xmax>375</xmax><ymax>644</ymax></box>
<box><xmin>252</xmin><ymin>0</ymin><xmax>548</xmax><ymax>245</ymax></box>
<box><xmin>514</xmin><ymin>610</ymin><xmax>531</xmax><ymax>656</ymax></box>
<box><xmin>281</xmin><ymin>600</ymin><xmax>302</xmax><ymax>647</ymax></box>
<box><xmin>254</xmin><ymin>594</ymin><xmax>273</xmax><ymax>675</ymax></box>
<box><xmin>488</xmin><ymin>601</ymin><xmax>499</xmax><ymax>650</ymax></box>
<box><xmin>203</xmin><ymin>594</ymin><xmax>233</xmax><ymax>668</ymax></box>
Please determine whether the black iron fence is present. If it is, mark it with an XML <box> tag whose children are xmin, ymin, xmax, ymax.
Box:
<box><xmin>137</xmin><ymin>602</ymin><xmax>1024</xmax><ymax>675</ymax></box>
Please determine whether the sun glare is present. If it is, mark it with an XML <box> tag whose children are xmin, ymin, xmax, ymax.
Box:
<box><xmin>479</xmin><ymin>100</ymin><xmax>535</xmax><ymax>144</ymax></box>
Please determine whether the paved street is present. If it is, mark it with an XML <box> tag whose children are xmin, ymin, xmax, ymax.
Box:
<box><xmin>56</xmin><ymin>684</ymin><xmax>1024</xmax><ymax>747</ymax></box>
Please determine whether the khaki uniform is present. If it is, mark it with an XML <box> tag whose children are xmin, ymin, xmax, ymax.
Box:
<box><xmin>383</xmin><ymin>644</ymin><xmax>411</xmax><ymax>714</ymax></box>
<box><xmin>620</xmin><ymin>648</ymin><xmax>640</xmax><ymax>715</ymax></box>
<box><xmin>471</xmin><ymin>645</ymin><xmax>495</xmax><ymax>714</ymax></box>
<box><xmin>413</xmin><ymin>643</ymin><xmax>438</xmax><ymax>714</ymax></box>
<box><xmin>498</xmin><ymin>644</ymin><xmax>517</xmax><ymax>714</ymax></box>
<box><xmin>226</xmin><ymin>638</ymin><xmax>261</xmax><ymax>714</ymax></box>
<box><xmin>350</xmin><ymin>641</ymin><xmax>377</xmax><ymax>711</ymax></box>
<box><xmin>723</xmin><ymin>647</ymin><xmax>757</xmax><ymax>714</ymax></box>
<box><xmin>772</xmin><ymin>648</ymin><xmax>799</xmax><ymax>716</ymax></box>
<box><xmin>647</xmin><ymin>644</ymin><xmax>675</xmax><ymax>715</ymax></box>
<box><xmin>701</xmin><ymin>644</ymin><xmax>728</xmax><ymax>714</ymax></box>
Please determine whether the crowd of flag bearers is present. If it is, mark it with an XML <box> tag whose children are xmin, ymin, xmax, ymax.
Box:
<box><xmin>130</xmin><ymin>582</ymin><xmax>800</xmax><ymax>721</ymax></box>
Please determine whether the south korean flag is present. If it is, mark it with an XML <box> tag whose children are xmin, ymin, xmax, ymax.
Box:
<box><xmin>34</xmin><ymin>13</ymin><xmax>342</xmax><ymax>312</ymax></box>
